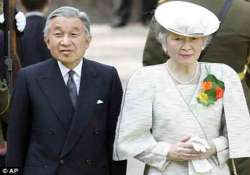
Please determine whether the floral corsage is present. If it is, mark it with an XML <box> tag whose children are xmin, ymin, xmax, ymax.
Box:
<box><xmin>197</xmin><ymin>74</ymin><xmax>225</xmax><ymax>106</ymax></box>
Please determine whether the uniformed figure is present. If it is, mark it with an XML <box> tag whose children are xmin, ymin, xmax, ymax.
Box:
<box><xmin>142</xmin><ymin>0</ymin><xmax>250</xmax><ymax>174</ymax></box>
<box><xmin>0</xmin><ymin>1</ymin><xmax>26</xmax><ymax>166</ymax></box>
<box><xmin>111</xmin><ymin>0</ymin><xmax>158</xmax><ymax>27</ymax></box>
<box><xmin>19</xmin><ymin>0</ymin><xmax>51</xmax><ymax>67</ymax></box>
<box><xmin>0</xmin><ymin>0</ymin><xmax>9</xmax><ymax>167</ymax></box>
<box><xmin>0</xmin><ymin>62</ymin><xmax>9</xmax><ymax>167</ymax></box>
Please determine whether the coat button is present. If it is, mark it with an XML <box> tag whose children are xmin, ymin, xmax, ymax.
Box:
<box><xmin>93</xmin><ymin>129</ymin><xmax>100</xmax><ymax>135</ymax></box>
<box><xmin>85</xmin><ymin>159</ymin><xmax>93</xmax><ymax>165</ymax></box>
<box><xmin>59</xmin><ymin>159</ymin><xmax>64</xmax><ymax>164</ymax></box>
<box><xmin>49</xmin><ymin>130</ymin><xmax>55</xmax><ymax>135</ymax></box>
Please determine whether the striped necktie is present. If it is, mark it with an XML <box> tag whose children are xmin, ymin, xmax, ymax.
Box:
<box><xmin>67</xmin><ymin>70</ymin><xmax>77</xmax><ymax>109</ymax></box>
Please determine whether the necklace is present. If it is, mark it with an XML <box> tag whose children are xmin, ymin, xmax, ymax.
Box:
<box><xmin>166</xmin><ymin>60</ymin><xmax>200</xmax><ymax>84</ymax></box>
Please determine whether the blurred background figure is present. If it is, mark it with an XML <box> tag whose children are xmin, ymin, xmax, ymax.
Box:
<box><xmin>111</xmin><ymin>0</ymin><xmax>158</xmax><ymax>27</ymax></box>
<box><xmin>0</xmin><ymin>22</ymin><xmax>8</xmax><ymax>165</ymax></box>
<box><xmin>0</xmin><ymin>1</ymin><xmax>26</xmax><ymax>167</ymax></box>
<box><xmin>0</xmin><ymin>78</ymin><xmax>8</xmax><ymax>167</ymax></box>
<box><xmin>18</xmin><ymin>0</ymin><xmax>51</xmax><ymax>67</ymax></box>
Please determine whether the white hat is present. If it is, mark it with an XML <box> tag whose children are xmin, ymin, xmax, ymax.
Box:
<box><xmin>155</xmin><ymin>1</ymin><xmax>220</xmax><ymax>37</ymax></box>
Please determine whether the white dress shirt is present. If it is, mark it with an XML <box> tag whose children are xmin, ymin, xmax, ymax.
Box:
<box><xmin>57</xmin><ymin>60</ymin><xmax>83</xmax><ymax>94</ymax></box>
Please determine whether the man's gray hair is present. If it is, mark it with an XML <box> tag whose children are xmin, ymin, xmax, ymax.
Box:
<box><xmin>43</xmin><ymin>6</ymin><xmax>91</xmax><ymax>38</ymax></box>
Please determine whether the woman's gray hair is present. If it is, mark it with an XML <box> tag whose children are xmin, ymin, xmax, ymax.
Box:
<box><xmin>156</xmin><ymin>23</ymin><xmax>212</xmax><ymax>52</ymax></box>
<box><xmin>43</xmin><ymin>6</ymin><xmax>91</xmax><ymax>39</ymax></box>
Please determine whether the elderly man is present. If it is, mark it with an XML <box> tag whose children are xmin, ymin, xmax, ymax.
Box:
<box><xmin>6</xmin><ymin>6</ymin><xmax>127</xmax><ymax>175</ymax></box>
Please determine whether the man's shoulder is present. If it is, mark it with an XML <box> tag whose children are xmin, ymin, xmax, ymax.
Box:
<box><xmin>84</xmin><ymin>58</ymin><xmax>115</xmax><ymax>73</ymax></box>
<box><xmin>84</xmin><ymin>59</ymin><xmax>120</xmax><ymax>82</ymax></box>
<box><xmin>21</xmin><ymin>58</ymin><xmax>54</xmax><ymax>73</ymax></box>
<box><xmin>26</xmin><ymin>15</ymin><xmax>46</xmax><ymax>23</ymax></box>
<box><xmin>24</xmin><ymin>16</ymin><xmax>46</xmax><ymax>32</ymax></box>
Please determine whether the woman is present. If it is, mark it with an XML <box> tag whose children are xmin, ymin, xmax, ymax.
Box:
<box><xmin>114</xmin><ymin>1</ymin><xmax>250</xmax><ymax>175</ymax></box>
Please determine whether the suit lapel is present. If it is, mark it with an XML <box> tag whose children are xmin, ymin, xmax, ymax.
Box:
<box><xmin>60</xmin><ymin>59</ymin><xmax>100</xmax><ymax>157</ymax></box>
<box><xmin>37</xmin><ymin>59</ymin><xmax>75</xmax><ymax>131</ymax></box>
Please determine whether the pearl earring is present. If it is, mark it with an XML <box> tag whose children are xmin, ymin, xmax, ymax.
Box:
<box><xmin>162</xmin><ymin>46</ymin><xmax>167</xmax><ymax>53</ymax></box>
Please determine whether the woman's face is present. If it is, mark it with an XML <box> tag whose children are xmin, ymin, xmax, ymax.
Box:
<box><xmin>165</xmin><ymin>32</ymin><xmax>205</xmax><ymax>65</ymax></box>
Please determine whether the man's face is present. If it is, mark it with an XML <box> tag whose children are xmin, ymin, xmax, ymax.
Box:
<box><xmin>44</xmin><ymin>16</ymin><xmax>91</xmax><ymax>69</ymax></box>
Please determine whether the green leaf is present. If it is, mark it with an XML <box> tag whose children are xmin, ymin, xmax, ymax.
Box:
<box><xmin>207</xmin><ymin>98</ymin><xmax>215</xmax><ymax>105</ymax></box>
<box><xmin>206</xmin><ymin>90</ymin><xmax>216</xmax><ymax>98</ymax></box>
<box><xmin>216</xmin><ymin>80</ymin><xmax>225</xmax><ymax>89</ymax></box>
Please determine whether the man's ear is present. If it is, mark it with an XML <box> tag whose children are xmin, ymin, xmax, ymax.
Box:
<box><xmin>44</xmin><ymin>36</ymin><xmax>50</xmax><ymax>47</ymax></box>
<box><xmin>85</xmin><ymin>37</ymin><xmax>92</xmax><ymax>49</ymax></box>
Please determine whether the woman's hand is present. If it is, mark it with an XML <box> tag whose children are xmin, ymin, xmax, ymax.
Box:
<box><xmin>198</xmin><ymin>142</ymin><xmax>216</xmax><ymax>159</ymax></box>
<box><xmin>167</xmin><ymin>136</ymin><xmax>202</xmax><ymax>161</ymax></box>
<box><xmin>167</xmin><ymin>136</ymin><xmax>216</xmax><ymax>161</ymax></box>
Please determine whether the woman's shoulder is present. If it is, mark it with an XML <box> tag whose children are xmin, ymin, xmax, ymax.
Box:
<box><xmin>200</xmin><ymin>62</ymin><xmax>240</xmax><ymax>83</ymax></box>
<box><xmin>133</xmin><ymin>63</ymin><xmax>165</xmax><ymax>76</ymax></box>
<box><xmin>200</xmin><ymin>62</ymin><xmax>237</xmax><ymax>74</ymax></box>
<box><xmin>127</xmin><ymin>64</ymin><xmax>166</xmax><ymax>86</ymax></box>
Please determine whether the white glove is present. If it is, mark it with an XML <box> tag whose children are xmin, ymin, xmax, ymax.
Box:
<box><xmin>189</xmin><ymin>136</ymin><xmax>210</xmax><ymax>153</ymax></box>
<box><xmin>189</xmin><ymin>136</ymin><xmax>213</xmax><ymax>173</ymax></box>
<box><xmin>15</xmin><ymin>11</ymin><xmax>26</xmax><ymax>32</ymax></box>
<box><xmin>0</xmin><ymin>14</ymin><xmax>4</xmax><ymax>23</ymax></box>
<box><xmin>0</xmin><ymin>12</ymin><xmax>26</xmax><ymax>32</ymax></box>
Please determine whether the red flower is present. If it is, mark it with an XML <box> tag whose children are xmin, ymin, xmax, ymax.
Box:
<box><xmin>197</xmin><ymin>74</ymin><xmax>224</xmax><ymax>106</ymax></box>
<box><xmin>215</xmin><ymin>87</ymin><xmax>224</xmax><ymax>99</ymax></box>
<box><xmin>202</xmin><ymin>81</ymin><xmax>212</xmax><ymax>90</ymax></box>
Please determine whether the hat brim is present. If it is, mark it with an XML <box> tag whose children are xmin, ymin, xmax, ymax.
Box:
<box><xmin>155</xmin><ymin>1</ymin><xmax>220</xmax><ymax>37</ymax></box>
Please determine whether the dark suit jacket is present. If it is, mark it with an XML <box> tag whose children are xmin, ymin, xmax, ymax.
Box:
<box><xmin>20</xmin><ymin>15</ymin><xmax>51</xmax><ymax>67</ymax></box>
<box><xmin>6</xmin><ymin>58</ymin><xmax>127</xmax><ymax>175</ymax></box>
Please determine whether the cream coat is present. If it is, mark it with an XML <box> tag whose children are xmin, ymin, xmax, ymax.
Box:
<box><xmin>114</xmin><ymin>63</ymin><xmax>250</xmax><ymax>175</ymax></box>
